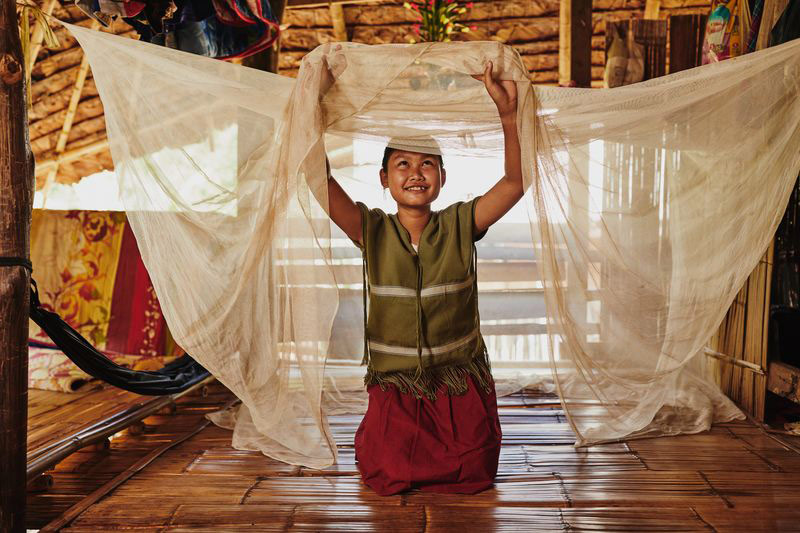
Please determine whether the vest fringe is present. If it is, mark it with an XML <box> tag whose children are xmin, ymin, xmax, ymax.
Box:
<box><xmin>364</xmin><ymin>344</ymin><xmax>492</xmax><ymax>401</ymax></box>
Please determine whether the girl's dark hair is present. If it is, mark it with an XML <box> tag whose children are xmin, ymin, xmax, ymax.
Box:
<box><xmin>381</xmin><ymin>147</ymin><xmax>444</xmax><ymax>171</ymax></box>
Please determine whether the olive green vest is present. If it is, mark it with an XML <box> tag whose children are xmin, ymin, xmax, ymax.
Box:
<box><xmin>356</xmin><ymin>198</ymin><xmax>491</xmax><ymax>400</ymax></box>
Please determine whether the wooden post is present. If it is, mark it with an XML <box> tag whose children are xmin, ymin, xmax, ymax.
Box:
<box><xmin>0</xmin><ymin>0</ymin><xmax>34</xmax><ymax>532</ymax></box>
<box><xmin>558</xmin><ymin>0</ymin><xmax>592</xmax><ymax>87</ymax></box>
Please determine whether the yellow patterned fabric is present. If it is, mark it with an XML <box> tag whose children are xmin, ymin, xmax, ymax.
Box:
<box><xmin>29</xmin><ymin>210</ymin><xmax>126</xmax><ymax>349</ymax></box>
<box><xmin>28</xmin><ymin>209</ymin><xmax>180</xmax><ymax>392</ymax></box>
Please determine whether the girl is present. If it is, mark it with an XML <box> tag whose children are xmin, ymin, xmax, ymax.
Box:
<box><xmin>326</xmin><ymin>61</ymin><xmax>522</xmax><ymax>495</ymax></box>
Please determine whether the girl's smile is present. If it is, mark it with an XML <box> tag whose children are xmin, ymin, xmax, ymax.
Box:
<box><xmin>380</xmin><ymin>150</ymin><xmax>446</xmax><ymax>209</ymax></box>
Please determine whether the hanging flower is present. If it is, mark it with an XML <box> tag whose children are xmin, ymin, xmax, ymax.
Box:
<box><xmin>403</xmin><ymin>0</ymin><xmax>476</xmax><ymax>43</ymax></box>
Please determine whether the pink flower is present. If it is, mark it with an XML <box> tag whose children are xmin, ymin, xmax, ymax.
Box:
<box><xmin>466</xmin><ymin>2</ymin><xmax>474</xmax><ymax>7</ymax></box>
<box><xmin>470</xmin><ymin>25</ymin><xmax>477</xmax><ymax>30</ymax></box>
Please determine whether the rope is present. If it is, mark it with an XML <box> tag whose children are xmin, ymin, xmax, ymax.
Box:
<box><xmin>0</xmin><ymin>256</ymin><xmax>32</xmax><ymax>272</ymax></box>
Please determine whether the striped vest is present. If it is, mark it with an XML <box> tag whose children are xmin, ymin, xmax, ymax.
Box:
<box><xmin>356</xmin><ymin>198</ymin><xmax>492</xmax><ymax>400</ymax></box>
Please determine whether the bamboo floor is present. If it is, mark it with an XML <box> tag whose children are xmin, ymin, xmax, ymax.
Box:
<box><xmin>28</xmin><ymin>385</ymin><xmax>162</xmax><ymax>458</ymax></box>
<box><xmin>26</xmin><ymin>382</ymin><xmax>800</xmax><ymax>532</ymax></box>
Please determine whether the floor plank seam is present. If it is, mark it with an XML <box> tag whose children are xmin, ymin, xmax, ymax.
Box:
<box><xmin>689</xmin><ymin>506</ymin><xmax>719</xmax><ymax>532</ymax></box>
<box><xmin>285</xmin><ymin>504</ymin><xmax>298</xmax><ymax>531</ymax></box>
<box><xmin>557</xmin><ymin>508</ymin><xmax>571</xmax><ymax>531</ymax></box>
<box><xmin>421</xmin><ymin>504</ymin><xmax>428</xmax><ymax>533</ymax></box>
<box><xmin>552</xmin><ymin>472</ymin><xmax>572</xmax><ymax>508</ymax></box>
<box><xmin>179</xmin><ymin>449</ymin><xmax>205</xmax><ymax>474</ymax></box>
<box><xmin>160</xmin><ymin>503</ymin><xmax>182</xmax><ymax>532</ymax></box>
<box><xmin>239</xmin><ymin>476</ymin><xmax>266</xmax><ymax>505</ymax></box>
<box><xmin>744</xmin><ymin>447</ymin><xmax>784</xmax><ymax>472</ymax></box>
<box><xmin>624</xmin><ymin>442</ymin><xmax>649</xmax><ymax>469</ymax></box>
<box><xmin>697</xmin><ymin>471</ymin><xmax>734</xmax><ymax>509</ymax></box>
<box><xmin>744</xmin><ymin>410</ymin><xmax>800</xmax><ymax>455</ymax></box>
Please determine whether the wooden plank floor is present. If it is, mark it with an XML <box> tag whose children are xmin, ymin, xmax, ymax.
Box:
<box><xmin>27</xmin><ymin>383</ymin><xmax>800</xmax><ymax>532</ymax></box>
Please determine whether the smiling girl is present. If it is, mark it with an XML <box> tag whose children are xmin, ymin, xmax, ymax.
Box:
<box><xmin>325</xmin><ymin>61</ymin><xmax>523</xmax><ymax>495</ymax></box>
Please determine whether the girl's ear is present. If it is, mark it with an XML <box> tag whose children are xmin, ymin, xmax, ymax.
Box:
<box><xmin>440</xmin><ymin>167</ymin><xmax>446</xmax><ymax>188</ymax></box>
<box><xmin>379</xmin><ymin>168</ymin><xmax>388</xmax><ymax>188</ymax></box>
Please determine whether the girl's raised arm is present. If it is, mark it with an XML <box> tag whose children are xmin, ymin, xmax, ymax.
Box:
<box><xmin>326</xmin><ymin>159</ymin><xmax>363</xmax><ymax>245</ymax></box>
<box><xmin>318</xmin><ymin>50</ymin><xmax>363</xmax><ymax>245</ymax></box>
<box><xmin>473</xmin><ymin>62</ymin><xmax>524</xmax><ymax>235</ymax></box>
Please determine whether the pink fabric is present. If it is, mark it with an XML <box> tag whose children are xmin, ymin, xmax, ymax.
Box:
<box><xmin>355</xmin><ymin>375</ymin><xmax>502</xmax><ymax>496</ymax></box>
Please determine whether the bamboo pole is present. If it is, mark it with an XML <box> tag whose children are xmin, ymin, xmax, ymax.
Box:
<box><xmin>0</xmin><ymin>0</ymin><xmax>34</xmax><ymax>531</ymax></box>
<box><xmin>35</xmin><ymin>136</ymin><xmax>108</xmax><ymax>173</ymax></box>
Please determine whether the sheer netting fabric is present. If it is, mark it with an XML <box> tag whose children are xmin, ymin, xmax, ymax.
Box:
<box><xmin>60</xmin><ymin>20</ymin><xmax>800</xmax><ymax>467</ymax></box>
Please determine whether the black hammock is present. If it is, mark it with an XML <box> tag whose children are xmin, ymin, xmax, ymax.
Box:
<box><xmin>29</xmin><ymin>279</ymin><xmax>210</xmax><ymax>395</ymax></box>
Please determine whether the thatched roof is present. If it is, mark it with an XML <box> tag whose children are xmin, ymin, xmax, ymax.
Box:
<box><xmin>27</xmin><ymin>3</ymin><xmax>135</xmax><ymax>188</ymax></box>
<box><xmin>28</xmin><ymin>0</ymin><xmax>710</xmax><ymax>188</ymax></box>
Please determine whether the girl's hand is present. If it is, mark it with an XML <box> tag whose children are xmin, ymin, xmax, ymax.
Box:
<box><xmin>473</xmin><ymin>61</ymin><xmax>518</xmax><ymax>122</ymax></box>
<box><xmin>319</xmin><ymin>44</ymin><xmax>347</xmax><ymax>98</ymax></box>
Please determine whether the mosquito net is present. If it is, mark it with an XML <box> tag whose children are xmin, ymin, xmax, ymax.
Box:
<box><xmin>58</xmin><ymin>21</ymin><xmax>800</xmax><ymax>467</ymax></box>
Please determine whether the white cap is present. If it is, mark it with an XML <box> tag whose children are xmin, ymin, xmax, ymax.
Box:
<box><xmin>385</xmin><ymin>137</ymin><xmax>443</xmax><ymax>156</ymax></box>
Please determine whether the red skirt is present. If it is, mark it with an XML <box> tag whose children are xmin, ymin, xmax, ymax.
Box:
<box><xmin>354</xmin><ymin>375</ymin><xmax>502</xmax><ymax>496</ymax></box>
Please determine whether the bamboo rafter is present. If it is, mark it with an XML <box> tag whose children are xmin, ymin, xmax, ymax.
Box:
<box><xmin>40</xmin><ymin>19</ymin><xmax>100</xmax><ymax>204</ymax></box>
<box><xmin>35</xmin><ymin>137</ymin><xmax>108</xmax><ymax>173</ymax></box>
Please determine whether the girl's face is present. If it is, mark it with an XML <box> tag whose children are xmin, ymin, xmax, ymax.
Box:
<box><xmin>380</xmin><ymin>150</ymin><xmax>446</xmax><ymax>209</ymax></box>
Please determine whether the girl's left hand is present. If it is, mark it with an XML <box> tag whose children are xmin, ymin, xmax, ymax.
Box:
<box><xmin>473</xmin><ymin>61</ymin><xmax>518</xmax><ymax>121</ymax></box>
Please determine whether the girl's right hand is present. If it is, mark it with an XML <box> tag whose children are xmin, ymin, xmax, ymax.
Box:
<box><xmin>320</xmin><ymin>44</ymin><xmax>347</xmax><ymax>97</ymax></box>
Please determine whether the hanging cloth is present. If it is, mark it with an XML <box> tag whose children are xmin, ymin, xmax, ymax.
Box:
<box><xmin>56</xmin><ymin>19</ymin><xmax>800</xmax><ymax>468</ymax></box>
